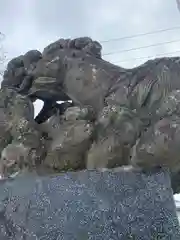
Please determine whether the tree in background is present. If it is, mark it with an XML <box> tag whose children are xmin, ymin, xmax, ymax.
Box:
<box><xmin>176</xmin><ymin>0</ymin><xmax>180</xmax><ymax>12</ymax></box>
<box><xmin>0</xmin><ymin>32</ymin><xmax>6</xmax><ymax>77</ymax></box>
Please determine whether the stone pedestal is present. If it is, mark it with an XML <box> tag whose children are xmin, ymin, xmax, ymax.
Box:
<box><xmin>0</xmin><ymin>169</ymin><xmax>179</xmax><ymax>239</ymax></box>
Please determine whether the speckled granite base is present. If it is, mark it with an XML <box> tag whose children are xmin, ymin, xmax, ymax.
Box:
<box><xmin>0</xmin><ymin>169</ymin><xmax>179</xmax><ymax>239</ymax></box>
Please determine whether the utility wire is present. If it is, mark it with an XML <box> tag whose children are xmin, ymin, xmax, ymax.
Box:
<box><xmin>100</xmin><ymin>26</ymin><xmax>180</xmax><ymax>43</ymax></box>
<box><xmin>103</xmin><ymin>38</ymin><xmax>180</xmax><ymax>56</ymax></box>
<box><xmin>111</xmin><ymin>50</ymin><xmax>180</xmax><ymax>64</ymax></box>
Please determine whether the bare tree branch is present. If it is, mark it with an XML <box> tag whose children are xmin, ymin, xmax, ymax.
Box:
<box><xmin>0</xmin><ymin>32</ymin><xmax>6</xmax><ymax>77</ymax></box>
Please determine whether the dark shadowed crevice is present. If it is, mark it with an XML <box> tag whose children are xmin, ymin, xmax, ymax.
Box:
<box><xmin>33</xmin><ymin>99</ymin><xmax>74</xmax><ymax>124</ymax></box>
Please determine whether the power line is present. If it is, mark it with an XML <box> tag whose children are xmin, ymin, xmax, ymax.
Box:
<box><xmin>111</xmin><ymin>50</ymin><xmax>180</xmax><ymax>64</ymax></box>
<box><xmin>100</xmin><ymin>26</ymin><xmax>180</xmax><ymax>43</ymax></box>
<box><xmin>103</xmin><ymin>38</ymin><xmax>180</xmax><ymax>56</ymax></box>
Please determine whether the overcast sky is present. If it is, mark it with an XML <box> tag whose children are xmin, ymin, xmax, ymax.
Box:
<box><xmin>0</xmin><ymin>1</ymin><xmax>180</xmax><ymax>115</ymax></box>
<box><xmin>0</xmin><ymin>0</ymin><xmax>180</xmax><ymax>68</ymax></box>
<box><xmin>1</xmin><ymin>0</ymin><xmax>180</xmax><ymax>202</ymax></box>
<box><xmin>1</xmin><ymin>0</ymin><xmax>180</xmax><ymax>120</ymax></box>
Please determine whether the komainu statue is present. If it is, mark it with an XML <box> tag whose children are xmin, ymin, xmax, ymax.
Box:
<box><xmin>1</xmin><ymin>36</ymin><xmax>180</xmax><ymax>193</ymax></box>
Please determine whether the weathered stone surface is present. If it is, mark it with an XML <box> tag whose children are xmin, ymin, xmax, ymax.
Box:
<box><xmin>0</xmin><ymin>108</ymin><xmax>12</xmax><ymax>153</ymax></box>
<box><xmin>23</xmin><ymin>50</ymin><xmax>42</xmax><ymax>68</ymax></box>
<box><xmin>2</xmin><ymin>67</ymin><xmax>26</xmax><ymax>89</ymax></box>
<box><xmin>171</xmin><ymin>172</ymin><xmax>180</xmax><ymax>194</ymax></box>
<box><xmin>0</xmin><ymin>88</ymin><xmax>46</xmax><ymax>175</ymax></box>
<box><xmin>0</xmin><ymin>169</ymin><xmax>179</xmax><ymax>239</ymax></box>
<box><xmin>2</xmin><ymin>36</ymin><xmax>180</xmax><ymax>238</ymax></box>
<box><xmin>42</xmin><ymin>37</ymin><xmax>102</xmax><ymax>59</ymax></box>
<box><xmin>0</xmin><ymin>142</ymin><xmax>29</xmax><ymax>178</ymax></box>
<box><xmin>87</xmin><ymin>105</ymin><xmax>142</xmax><ymax>169</ymax></box>
<box><xmin>6</xmin><ymin>55</ymin><xmax>24</xmax><ymax>71</ymax></box>
<box><xmin>2</xmin><ymin>37</ymin><xmax>180</xmax><ymax>193</ymax></box>
<box><xmin>28</xmin><ymin>76</ymin><xmax>69</xmax><ymax>101</ymax></box>
<box><xmin>1</xmin><ymin>50</ymin><xmax>41</xmax><ymax>92</ymax></box>
<box><xmin>131</xmin><ymin>115</ymin><xmax>180</xmax><ymax>172</ymax></box>
<box><xmin>28</xmin><ymin>37</ymin><xmax>123</xmax><ymax>113</ymax></box>
<box><xmin>40</xmin><ymin>106</ymin><xmax>93</xmax><ymax>171</ymax></box>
